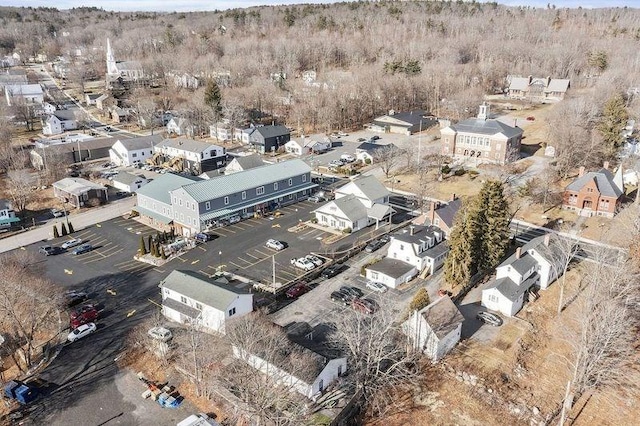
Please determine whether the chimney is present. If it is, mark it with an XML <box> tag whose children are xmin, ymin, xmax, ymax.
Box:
<box><xmin>544</xmin><ymin>233</ymin><xmax>550</xmax><ymax>247</ymax></box>
<box><xmin>410</xmin><ymin>225</ymin><xmax>416</xmax><ymax>236</ymax></box>
<box><xmin>578</xmin><ymin>166</ymin><xmax>585</xmax><ymax>177</ymax></box>
<box><xmin>515</xmin><ymin>247</ymin><xmax>522</xmax><ymax>259</ymax></box>
<box><xmin>546</xmin><ymin>76</ymin><xmax>551</xmax><ymax>87</ymax></box>
<box><xmin>603</xmin><ymin>161</ymin><xmax>609</xmax><ymax>170</ymax></box>
<box><xmin>429</xmin><ymin>202</ymin><xmax>436</xmax><ymax>225</ymax></box>
<box><xmin>451</xmin><ymin>193</ymin><xmax>456</xmax><ymax>202</ymax></box>
<box><xmin>528</xmin><ymin>75</ymin><xmax>533</xmax><ymax>85</ymax></box>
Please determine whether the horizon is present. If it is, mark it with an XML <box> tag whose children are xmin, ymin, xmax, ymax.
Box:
<box><xmin>1</xmin><ymin>0</ymin><xmax>637</xmax><ymax>12</ymax></box>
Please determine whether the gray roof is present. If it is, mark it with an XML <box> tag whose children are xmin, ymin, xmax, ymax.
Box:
<box><xmin>546</xmin><ymin>79</ymin><xmax>570</xmax><ymax>93</ymax></box>
<box><xmin>565</xmin><ymin>168</ymin><xmax>623</xmax><ymax>198</ymax></box>
<box><xmin>35</xmin><ymin>137</ymin><xmax>117</xmax><ymax>153</ymax></box>
<box><xmin>253</xmin><ymin>125</ymin><xmax>290</xmax><ymax>139</ymax></box>
<box><xmin>367</xmin><ymin>203</ymin><xmax>395</xmax><ymax>220</ymax></box>
<box><xmin>337</xmin><ymin>175</ymin><xmax>389</xmax><ymax>202</ymax></box>
<box><xmin>490</xmin><ymin>273</ymin><xmax>538</xmax><ymax>302</ymax></box>
<box><xmin>116</xmin><ymin>60</ymin><xmax>143</xmax><ymax>71</ymax></box>
<box><xmin>53</xmin><ymin>110</ymin><xmax>77</xmax><ymax>121</ymax></box>
<box><xmin>86</xmin><ymin>93</ymin><xmax>102</xmax><ymax>100</ymax></box>
<box><xmin>422</xmin><ymin>241</ymin><xmax>450</xmax><ymax>259</ymax></box>
<box><xmin>117</xmin><ymin>134</ymin><xmax>163</xmax><ymax>151</ymax></box>
<box><xmin>161</xmin><ymin>270</ymin><xmax>251</xmax><ymax>311</ymax></box>
<box><xmin>227</xmin><ymin>154</ymin><xmax>264</xmax><ymax>171</ymax></box>
<box><xmin>163</xmin><ymin>297</ymin><xmax>200</xmax><ymax>319</ymax></box>
<box><xmin>0</xmin><ymin>199</ymin><xmax>12</xmax><ymax>211</ymax></box>
<box><xmin>53</xmin><ymin>177</ymin><xmax>106</xmax><ymax>195</ymax></box>
<box><xmin>356</xmin><ymin>142</ymin><xmax>397</xmax><ymax>153</ymax></box>
<box><xmin>374</xmin><ymin>110</ymin><xmax>436</xmax><ymax>128</ymax></box>
<box><xmin>435</xmin><ymin>198</ymin><xmax>462</xmax><ymax>228</ymax></box>
<box><xmin>6</xmin><ymin>83</ymin><xmax>43</xmax><ymax>96</ymax></box>
<box><xmin>112</xmin><ymin>171</ymin><xmax>146</xmax><ymax>186</ymax></box>
<box><xmin>507</xmin><ymin>254</ymin><xmax>538</xmax><ymax>276</ymax></box>
<box><xmin>366</xmin><ymin>258</ymin><xmax>415</xmax><ymax>278</ymax></box>
<box><xmin>508</xmin><ymin>77</ymin><xmax>530</xmax><ymax>91</ymax></box>
<box><xmin>136</xmin><ymin>173</ymin><xmax>201</xmax><ymax>204</ymax></box>
<box><xmin>322</xmin><ymin>194</ymin><xmax>368</xmax><ymax>222</ymax></box>
<box><xmin>393</xmin><ymin>225</ymin><xmax>443</xmax><ymax>246</ymax></box>
<box><xmin>178</xmin><ymin>159</ymin><xmax>311</xmax><ymax>203</ymax></box>
<box><xmin>156</xmin><ymin>138</ymin><xmax>222</xmax><ymax>154</ymax></box>
<box><xmin>450</xmin><ymin>117</ymin><xmax>523</xmax><ymax>139</ymax></box>
<box><xmin>420</xmin><ymin>296</ymin><xmax>464</xmax><ymax>339</ymax></box>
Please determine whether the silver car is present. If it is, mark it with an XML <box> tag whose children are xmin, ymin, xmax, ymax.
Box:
<box><xmin>266</xmin><ymin>239</ymin><xmax>285</xmax><ymax>251</ymax></box>
<box><xmin>61</xmin><ymin>238</ymin><xmax>83</xmax><ymax>249</ymax></box>
<box><xmin>67</xmin><ymin>322</ymin><xmax>97</xmax><ymax>342</ymax></box>
<box><xmin>366</xmin><ymin>280</ymin><xmax>387</xmax><ymax>293</ymax></box>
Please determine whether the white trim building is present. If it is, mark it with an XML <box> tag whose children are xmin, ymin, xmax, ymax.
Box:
<box><xmin>109</xmin><ymin>134</ymin><xmax>162</xmax><ymax>167</ymax></box>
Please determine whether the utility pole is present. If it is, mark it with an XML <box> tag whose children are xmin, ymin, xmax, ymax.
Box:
<box><xmin>418</xmin><ymin>119</ymin><xmax>423</xmax><ymax>167</ymax></box>
<box><xmin>559</xmin><ymin>380</ymin><xmax>571</xmax><ymax>426</ymax></box>
<box><xmin>272</xmin><ymin>255</ymin><xmax>276</xmax><ymax>288</ymax></box>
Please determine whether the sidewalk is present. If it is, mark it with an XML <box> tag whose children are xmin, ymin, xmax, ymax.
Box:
<box><xmin>0</xmin><ymin>197</ymin><xmax>136</xmax><ymax>254</ymax></box>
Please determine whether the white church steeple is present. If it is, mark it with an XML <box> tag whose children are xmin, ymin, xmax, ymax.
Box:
<box><xmin>477</xmin><ymin>102</ymin><xmax>490</xmax><ymax>120</ymax></box>
<box><xmin>106</xmin><ymin>38</ymin><xmax>119</xmax><ymax>76</ymax></box>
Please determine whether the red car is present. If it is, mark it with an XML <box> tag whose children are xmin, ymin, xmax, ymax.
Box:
<box><xmin>286</xmin><ymin>282</ymin><xmax>310</xmax><ymax>299</ymax></box>
<box><xmin>526</xmin><ymin>116</ymin><xmax>535</xmax><ymax>121</ymax></box>
<box><xmin>70</xmin><ymin>304</ymin><xmax>98</xmax><ymax>329</ymax></box>
<box><xmin>352</xmin><ymin>298</ymin><xmax>375</xmax><ymax>315</ymax></box>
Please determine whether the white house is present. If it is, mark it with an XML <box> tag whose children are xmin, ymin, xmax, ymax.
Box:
<box><xmin>403</xmin><ymin>296</ymin><xmax>464</xmax><ymax>362</ymax></box>
<box><xmin>159</xmin><ymin>270</ymin><xmax>253</xmax><ymax>334</ymax></box>
<box><xmin>154</xmin><ymin>138</ymin><xmax>227</xmax><ymax>174</ymax></box>
<box><xmin>387</xmin><ymin>225</ymin><xmax>449</xmax><ymax>275</ymax></box>
<box><xmin>4</xmin><ymin>84</ymin><xmax>43</xmax><ymax>106</ymax></box>
<box><xmin>166</xmin><ymin>117</ymin><xmax>193</xmax><ymax>136</ymax></box>
<box><xmin>284</xmin><ymin>139</ymin><xmax>311</xmax><ymax>156</ymax></box>
<box><xmin>365</xmin><ymin>258</ymin><xmax>417</xmax><ymax>289</ymax></box>
<box><xmin>111</xmin><ymin>171</ymin><xmax>149</xmax><ymax>193</ymax></box>
<box><xmin>0</xmin><ymin>199</ymin><xmax>20</xmax><ymax>229</ymax></box>
<box><xmin>224</xmin><ymin>154</ymin><xmax>264</xmax><ymax>175</ymax></box>
<box><xmin>42</xmin><ymin>110</ymin><xmax>78</xmax><ymax>135</ymax></box>
<box><xmin>41</xmin><ymin>102</ymin><xmax>57</xmax><ymax>115</ymax></box>
<box><xmin>481</xmin><ymin>234</ymin><xmax>565</xmax><ymax>317</ymax></box>
<box><xmin>355</xmin><ymin>142</ymin><xmax>396</xmax><ymax>164</ymax></box>
<box><xmin>313</xmin><ymin>175</ymin><xmax>394</xmax><ymax>232</ymax></box>
<box><xmin>109</xmin><ymin>134</ymin><xmax>163</xmax><ymax>167</ymax></box>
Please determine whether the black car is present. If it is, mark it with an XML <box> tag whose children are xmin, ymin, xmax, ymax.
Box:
<box><xmin>39</xmin><ymin>245</ymin><xmax>62</xmax><ymax>256</ymax></box>
<box><xmin>371</xmin><ymin>135</ymin><xmax>381</xmax><ymax>140</ymax></box>
<box><xmin>65</xmin><ymin>290</ymin><xmax>88</xmax><ymax>307</ymax></box>
<box><xmin>340</xmin><ymin>286</ymin><xmax>364</xmax><ymax>300</ymax></box>
<box><xmin>365</xmin><ymin>239</ymin><xmax>385</xmax><ymax>253</ymax></box>
<box><xmin>330</xmin><ymin>291</ymin><xmax>351</xmax><ymax>305</ymax></box>
<box><xmin>321</xmin><ymin>263</ymin><xmax>343</xmax><ymax>279</ymax></box>
<box><xmin>379</xmin><ymin>234</ymin><xmax>391</xmax><ymax>244</ymax></box>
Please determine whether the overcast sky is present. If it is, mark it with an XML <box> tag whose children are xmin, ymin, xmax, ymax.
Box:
<box><xmin>2</xmin><ymin>1</ymin><xmax>637</xmax><ymax>12</ymax></box>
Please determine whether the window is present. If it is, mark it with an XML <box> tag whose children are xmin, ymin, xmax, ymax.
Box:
<box><xmin>489</xmin><ymin>294</ymin><xmax>498</xmax><ymax>303</ymax></box>
<box><xmin>132</xmin><ymin>153</ymin><xmax>137</xmax><ymax>157</ymax></box>
<box><xmin>186</xmin><ymin>201</ymin><xmax>189</xmax><ymax>209</ymax></box>
<box><xmin>256</xmin><ymin>186</ymin><xmax>265</xmax><ymax>195</ymax></box>
<box><xmin>179</xmin><ymin>199</ymin><xmax>183</xmax><ymax>206</ymax></box>
<box><xmin>586</xmin><ymin>188</ymin><xmax>594</xmax><ymax>193</ymax></box>
<box><xmin>289</xmin><ymin>194</ymin><xmax>293</xmax><ymax>199</ymax></box>
<box><xmin>210</xmin><ymin>149</ymin><xmax>216</xmax><ymax>157</ymax></box>
<box><xmin>205</xmin><ymin>201</ymin><xmax>211</xmax><ymax>210</ymax></box>
<box><xmin>195</xmin><ymin>303</ymin><xmax>202</xmax><ymax>310</ymax></box>
<box><xmin>224</xmin><ymin>196</ymin><xmax>229</xmax><ymax>205</ymax></box>
<box><xmin>274</xmin><ymin>182</ymin><xmax>278</xmax><ymax>191</ymax></box>
<box><xmin>241</xmin><ymin>191</ymin><xmax>246</xmax><ymax>200</ymax></box>
<box><xmin>180</xmin><ymin>296</ymin><xmax>187</xmax><ymax>304</ymax></box>
<box><xmin>302</xmin><ymin>174</ymin><xmax>306</xmax><ymax>182</ymax></box>
<box><xmin>288</xmin><ymin>178</ymin><xmax>293</xmax><ymax>186</ymax></box>
<box><xmin>371</xmin><ymin>272</ymin><xmax>379</xmax><ymax>280</ymax></box>
<box><xmin>192</xmin><ymin>203</ymin><xmax>196</xmax><ymax>211</ymax></box>
<box><xmin>228</xmin><ymin>307</ymin><xmax>236</xmax><ymax>316</ymax></box>
<box><xmin>180</xmin><ymin>213</ymin><xmax>184</xmax><ymax>221</ymax></box>
<box><xmin>400</xmin><ymin>244</ymin><xmax>404</xmax><ymax>250</ymax></box>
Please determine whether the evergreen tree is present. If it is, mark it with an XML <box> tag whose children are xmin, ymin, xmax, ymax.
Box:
<box><xmin>204</xmin><ymin>79</ymin><xmax>222</xmax><ymax>124</ymax></box>
<box><xmin>161</xmin><ymin>247</ymin><xmax>167</xmax><ymax>260</ymax></box>
<box><xmin>68</xmin><ymin>221</ymin><xmax>74</xmax><ymax>233</ymax></box>
<box><xmin>598</xmin><ymin>93</ymin><xmax>629</xmax><ymax>158</ymax></box>
<box><xmin>150</xmin><ymin>240</ymin><xmax>157</xmax><ymax>257</ymax></box>
<box><xmin>477</xmin><ymin>180</ymin><xmax>511</xmax><ymax>270</ymax></box>
<box><xmin>409</xmin><ymin>287</ymin><xmax>431</xmax><ymax>312</ymax></box>
<box><xmin>147</xmin><ymin>235</ymin><xmax>153</xmax><ymax>253</ymax></box>
<box><xmin>61</xmin><ymin>223</ymin><xmax>68</xmax><ymax>236</ymax></box>
<box><xmin>154</xmin><ymin>243</ymin><xmax>161</xmax><ymax>257</ymax></box>
<box><xmin>444</xmin><ymin>203</ymin><xmax>482</xmax><ymax>288</ymax></box>
<box><xmin>53</xmin><ymin>225</ymin><xmax>59</xmax><ymax>238</ymax></box>
<box><xmin>139</xmin><ymin>235</ymin><xmax>147</xmax><ymax>255</ymax></box>
<box><xmin>163</xmin><ymin>230</ymin><xmax>168</xmax><ymax>243</ymax></box>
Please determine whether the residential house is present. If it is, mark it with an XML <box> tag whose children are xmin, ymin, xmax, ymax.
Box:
<box><xmin>209</xmin><ymin>122</ymin><xmax>242</xmax><ymax>142</ymax></box>
<box><xmin>136</xmin><ymin>159</ymin><xmax>315</xmax><ymax>235</ymax></box>
<box><xmin>313</xmin><ymin>175</ymin><xmax>394</xmax><ymax>232</ymax></box>
<box><xmin>0</xmin><ymin>70</ymin><xmax>27</xmax><ymax>91</ymax></box>
<box><xmin>247</xmin><ymin>125</ymin><xmax>291</xmax><ymax>154</ymax></box>
<box><xmin>387</xmin><ymin>225</ymin><xmax>449</xmax><ymax>275</ymax></box>
<box><xmin>41</xmin><ymin>102</ymin><xmax>57</xmax><ymax>115</ymax></box>
<box><xmin>370</xmin><ymin>109</ymin><xmax>437</xmax><ymax>135</ymax></box>
<box><xmin>42</xmin><ymin>110</ymin><xmax>78</xmax><ymax>136</ymax></box>
<box><xmin>154</xmin><ymin>138</ymin><xmax>227</xmax><ymax>174</ymax></box>
<box><xmin>224</xmin><ymin>154</ymin><xmax>264</xmax><ymax>175</ymax></box>
<box><xmin>4</xmin><ymin>84</ymin><xmax>43</xmax><ymax>106</ymax></box>
<box><xmin>284</xmin><ymin>139</ymin><xmax>311</xmax><ymax>156</ymax></box>
<box><xmin>365</xmin><ymin>258</ymin><xmax>417</xmax><ymax>289</ymax></box>
<box><xmin>135</xmin><ymin>173</ymin><xmax>202</xmax><ymax>232</ymax></box>
<box><xmin>426</xmin><ymin>195</ymin><xmax>462</xmax><ymax>237</ymax></box>
<box><xmin>85</xmin><ymin>93</ymin><xmax>102</xmax><ymax>106</ymax></box>
<box><xmin>308</xmin><ymin>139</ymin><xmax>332</xmax><ymax>154</ymax></box>
<box><xmin>440</xmin><ymin>103</ymin><xmax>523</xmax><ymax>166</ymax></box>
<box><xmin>31</xmin><ymin>137</ymin><xmax>116</xmax><ymax>169</ymax></box>
<box><xmin>403</xmin><ymin>296</ymin><xmax>464</xmax><ymax>362</ymax></box>
<box><xmin>111</xmin><ymin>171</ymin><xmax>149</xmax><ymax>193</ymax></box>
<box><xmin>233</xmin><ymin>327</ymin><xmax>347</xmax><ymax>400</ymax></box>
<box><xmin>108</xmin><ymin>106</ymin><xmax>130</xmax><ymax>123</ymax></box>
<box><xmin>562</xmin><ymin>163</ymin><xmax>624</xmax><ymax>218</ymax></box>
<box><xmin>109</xmin><ymin>134</ymin><xmax>163</xmax><ymax>167</ymax></box>
<box><xmin>0</xmin><ymin>199</ymin><xmax>20</xmax><ymax>229</ymax></box>
<box><xmin>507</xmin><ymin>75</ymin><xmax>570</xmax><ymax>102</ymax></box>
<box><xmin>160</xmin><ymin>270</ymin><xmax>253</xmax><ymax>334</ymax></box>
<box><xmin>166</xmin><ymin>117</ymin><xmax>193</xmax><ymax>136</ymax></box>
<box><xmin>53</xmin><ymin>177</ymin><xmax>108</xmax><ymax>208</ymax></box>
<box><xmin>355</xmin><ymin>142</ymin><xmax>397</xmax><ymax>164</ymax></box>
<box><xmin>95</xmin><ymin>93</ymin><xmax>112</xmax><ymax>111</ymax></box>
<box><xmin>169</xmin><ymin>72</ymin><xmax>201</xmax><ymax>89</ymax></box>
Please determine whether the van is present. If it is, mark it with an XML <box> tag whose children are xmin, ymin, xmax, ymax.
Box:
<box><xmin>195</xmin><ymin>232</ymin><xmax>211</xmax><ymax>242</ymax></box>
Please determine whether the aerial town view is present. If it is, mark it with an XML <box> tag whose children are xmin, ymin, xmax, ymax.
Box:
<box><xmin>0</xmin><ymin>0</ymin><xmax>638</xmax><ymax>425</ymax></box>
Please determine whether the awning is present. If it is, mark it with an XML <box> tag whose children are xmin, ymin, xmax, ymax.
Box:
<box><xmin>134</xmin><ymin>206</ymin><xmax>173</xmax><ymax>225</ymax></box>
<box><xmin>0</xmin><ymin>216</ymin><xmax>20</xmax><ymax>226</ymax></box>
<box><xmin>367</xmin><ymin>204</ymin><xmax>395</xmax><ymax>220</ymax></box>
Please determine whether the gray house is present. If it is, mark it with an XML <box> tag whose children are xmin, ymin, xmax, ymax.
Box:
<box><xmin>248</xmin><ymin>125</ymin><xmax>290</xmax><ymax>154</ymax></box>
<box><xmin>30</xmin><ymin>137</ymin><xmax>117</xmax><ymax>170</ymax></box>
<box><xmin>154</xmin><ymin>138</ymin><xmax>226</xmax><ymax>175</ymax></box>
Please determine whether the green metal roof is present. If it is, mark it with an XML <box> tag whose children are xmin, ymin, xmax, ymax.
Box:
<box><xmin>0</xmin><ymin>216</ymin><xmax>20</xmax><ymax>225</ymax></box>
<box><xmin>136</xmin><ymin>173</ymin><xmax>201</xmax><ymax>205</ymax></box>
<box><xmin>178</xmin><ymin>159</ymin><xmax>312</xmax><ymax>203</ymax></box>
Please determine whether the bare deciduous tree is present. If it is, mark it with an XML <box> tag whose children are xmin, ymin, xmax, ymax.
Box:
<box><xmin>6</xmin><ymin>168</ymin><xmax>35</xmax><ymax>216</ymax></box>
<box><xmin>373</xmin><ymin>145</ymin><xmax>401</xmax><ymax>179</ymax></box>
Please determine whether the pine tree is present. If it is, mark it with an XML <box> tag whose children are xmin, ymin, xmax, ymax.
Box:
<box><xmin>477</xmin><ymin>180</ymin><xmax>511</xmax><ymax>270</ymax></box>
<box><xmin>204</xmin><ymin>79</ymin><xmax>222</xmax><ymax>124</ymax></box>
<box><xmin>444</xmin><ymin>203</ymin><xmax>481</xmax><ymax>288</ymax></box>
<box><xmin>139</xmin><ymin>235</ymin><xmax>147</xmax><ymax>255</ymax></box>
<box><xmin>53</xmin><ymin>225</ymin><xmax>60</xmax><ymax>238</ymax></box>
<box><xmin>154</xmin><ymin>243</ymin><xmax>161</xmax><ymax>257</ymax></box>
<box><xmin>68</xmin><ymin>222</ymin><xmax>74</xmax><ymax>233</ymax></box>
<box><xmin>147</xmin><ymin>235</ymin><xmax>153</xmax><ymax>253</ymax></box>
<box><xmin>161</xmin><ymin>247</ymin><xmax>167</xmax><ymax>260</ymax></box>
<box><xmin>150</xmin><ymin>240</ymin><xmax>157</xmax><ymax>257</ymax></box>
<box><xmin>409</xmin><ymin>287</ymin><xmax>431</xmax><ymax>312</ymax></box>
<box><xmin>598</xmin><ymin>93</ymin><xmax>629</xmax><ymax>158</ymax></box>
<box><xmin>61</xmin><ymin>223</ymin><xmax>68</xmax><ymax>236</ymax></box>
<box><xmin>163</xmin><ymin>231</ymin><xmax>168</xmax><ymax>243</ymax></box>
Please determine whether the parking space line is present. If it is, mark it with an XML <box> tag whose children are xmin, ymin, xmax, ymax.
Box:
<box><xmin>198</xmin><ymin>246</ymin><xmax>207</xmax><ymax>252</ymax></box>
<box><xmin>153</xmin><ymin>268</ymin><xmax>166</xmax><ymax>273</ymax></box>
<box><xmin>279</xmin><ymin>269</ymin><xmax>298</xmax><ymax>278</ymax></box>
<box><xmin>246</xmin><ymin>219</ymin><xmax>262</xmax><ymax>225</ymax></box>
<box><xmin>254</xmin><ymin>249</ymin><xmax>271</xmax><ymax>257</ymax></box>
<box><xmin>236</xmin><ymin>257</ymin><xmax>253</xmax><ymax>265</ymax></box>
<box><xmin>220</xmin><ymin>228</ymin><xmax>236</xmax><ymax>234</ymax></box>
<box><xmin>175</xmin><ymin>256</ymin><xmax>188</xmax><ymax>263</ymax></box>
<box><xmin>301</xmin><ymin>229</ymin><xmax>318</xmax><ymax>237</ymax></box>
<box><xmin>198</xmin><ymin>270</ymin><xmax>213</xmax><ymax>278</ymax></box>
<box><xmin>229</xmin><ymin>224</ymin><xmax>246</xmax><ymax>231</ymax></box>
<box><xmin>245</xmin><ymin>253</ymin><xmax>261</xmax><ymax>260</ymax></box>
<box><xmin>229</xmin><ymin>261</ymin><xmax>246</xmax><ymax>269</ymax></box>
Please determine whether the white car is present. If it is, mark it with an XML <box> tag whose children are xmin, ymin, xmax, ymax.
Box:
<box><xmin>328</xmin><ymin>159</ymin><xmax>344</xmax><ymax>167</ymax></box>
<box><xmin>61</xmin><ymin>238</ymin><xmax>83</xmax><ymax>249</ymax></box>
<box><xmin>305</xmin><ymin>254</ymin><xmax>324</xmax><ymax>266</ymax></box>
<box><xmin>340</xmin><ymin>154</ymin><xmax>356</xmax><ymax>163</ymax></box>
<box><xmin>51</xmin><ymin>209</ymin><xmax>64</xmax><ymax>218</ymax></box>
<box><xmin>266</xmin><ymin>239</ymin><xmax>285</xmax><ymax>251</ymax></box>
<box><xmin>366</xmin><ymin>280</ymin><xmax>388</xmax><ymax>293</ymax></box>
<box><xmin>67</xmin><ymin>322</ymin><xmax>97</xmax><ymax>342</ymax></box>
<box><xmin>148</xmin><ymin>326</ymin><xmax>173</xmax><ymax>342</ymax></box>
<box><xmin>338</xmin><ymin>131</ymin><xmax>349</xmax><ymax>137</ymax></box>
<box><xmin>291</xmin><ymin>257</ymin><xmax>316</xmax><ymax>271</ymax></box>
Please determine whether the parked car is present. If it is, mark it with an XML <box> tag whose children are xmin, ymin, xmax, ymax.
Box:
<box><xmin>338</xmin><ymin>131</ymin><xmax>349</xmax><ymax>137</ymax></box>
<box><xmin>266</xmin><ymin>239</ymin><xmax>285</xmax><ymax>251</ymax></box>
<box><xmin>39</xmin><ymin>245</ymin><xmax>61</xmax><ymax>256</ymax></box>
<box><xmin>68</xmin><ymin>170</ymin><xmax>80</xmax><ymax>177</ymax></box>
<box><xmin>328</xmin><ymin>159</ymin><xmax>344</xmax><ymax>168</ymax></box>
<box><xmin>340</xmin><ymin>154</ymin><xmax>356</xmax><ymax>163</ymax></box>
<box><xmin>148</xmin><ymin>326</ymin><xmax>173</xmax><ymax>342</ymax></box>
<box><xmin>365</xmin><ymin>239</ymin><xmax>385</xmax><ymax>253</ymax></box>
<box><xmin>305</xmin><ymin>254</ymin><xmax>324</xmax><ymax>266</ymax></box>
<box><xmin>61</xmin><ymin>238</ymin><xmax>83</xmax><ymax>249</ymax></box>
<box><xmin>290</xmin><ymin>257</ymin><xmax>316</xmax><ymax>271</ymax></box>
<box><xmin>352</xmin><ymin>298</ymin><xmax>375</xmax><ymax>314</ymax></box>
<box><xmin>308</xmin><ymin>195</ymin><xmax>325</xmax><ymax>203</ymax></box>
<box><xmin>286</xmin><ymin>281</ymin><xmax>310</xmax><ymax>299</ymax></box>
<box><xmin>330</xmin><ymin>291</ymin><xmax>351</xmax><ymax>305</ymax></box>
<box><xmin>228</xmin><ymin>215</ymin><xmax>241</xmax><ymax>224</ymax></box>
<box><xmin>50</xmin><ymin>209</ymin><xmax>64</xmax><ymax>218</ymax></box>
<box><xmin>64</xmin><ymin>290</ymin><xmax>88</xmax><ymax>307</ymax></box>
<box><xmin>195</xmin><ymin>232</ymin><xmax>212</xmax><ymax>242</ymax></box>
<box><xmin>104</xmin><ymin>126</ymin><xmax>114</xmax><ymax>132</ymax></box>
<box><xmin>366</xmin><ymin>280</ymin><xmax>388</xmax><ymax>293</ymax></box>
<box><xmin>371</xmin><ymin>135</ymin><xmax>381</xmax><ymax>140</ymax></box>
<box><xmin>379</xmin><ymin>234</ymin><xmax>391</xmax><ymax>244</ymax></box>
<box><xmin>321</xmin><ymin>263</ymin><xmax>343</xmax><ymax>278</ymax></box>
<box><xmin>330</xmin><ymin>132</ymin><xmax>340</xmax><ymax>138</ymax></box>
<box><xmin>67</xmin><ymin>322</ymin><xmax>97</xmax><ymax>342</ymax></box>
<box><xmin>476</xmin><ymin>311</ymin><xmax>503</xmax><ymax>327</ymax></box>
<box><xmin>342</xmin><ymin>286</ymin><xmax>364</xmax><ymax>299</ymax></box>
<box><xmin>72</xmin><ymin>244</ymin><xmax>93</xmax><ymax>255</ymax></box>
<box><xmin>70</xmin><ymin>304</ymin><xmax>98</xmax><ymax>329</ymax></box>
<box><xmin>357</xmin><ymin>137</ymin><xmax>366</xmax><ymax>142</ymax></box>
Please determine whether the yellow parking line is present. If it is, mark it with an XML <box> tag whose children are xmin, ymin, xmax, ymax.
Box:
<box><xmin>198</xmin><ymin>246</ymin><xmax>207</xmax><ymax>252</ymax></box>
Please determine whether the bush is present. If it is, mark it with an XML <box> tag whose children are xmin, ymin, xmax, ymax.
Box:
<box><xmin>454</xmin><ymin>167</ymin><xmax>466</xmax><ymax>176</ymax></box>
<box><xmin>310</xmin><ymin>218</ymin><xmax>318</xmax><ymax>224</ymax></box>
<box><xmin>365</xmin><ymin>158</ymin><xmax>372</xmax><ymax>165</ymax></box>
<box><xmin>53</xmin><ymin>225</ymin><xmax>60</xmax><ymax>238</ymax></box>
<box><xmin>68</xmin><ymin>222</ymin><xmax>74</xmax><ymax>233</ymax></box>
<box><xmin>409</xmin><ymin>287</ymin><xmax>431</xmax><ymax>312</ymax></box>
<box><xmin>342</xmin><ymin>227</ymin><xmax>352</xmax><ymax>234</ymax></box>
<box><xmin>441</xmin><ymin>164</ymin><xmax>451</xmax><ymax>174</ymax></box>
<box><xmin>61</xmin><ymin>223</ymin><xmax>68</xmax><ymax>236</ymax></box>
